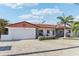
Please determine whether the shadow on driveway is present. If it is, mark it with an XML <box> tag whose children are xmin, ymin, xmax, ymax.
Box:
<box><xmin>0</xmin><ymin>46</ymin><xmax>11</xmax><ymax>51</ymax></box>
<box><xmin>7</xmin><ymin>46</ymin><xmax>79</xmax><ymax>56</ymax></box>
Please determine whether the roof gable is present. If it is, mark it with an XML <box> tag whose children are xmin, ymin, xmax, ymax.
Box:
<box><xmin>8</xmin><ymin>21</ymin><xmax>38</xmax><ymax>28</ymax></box>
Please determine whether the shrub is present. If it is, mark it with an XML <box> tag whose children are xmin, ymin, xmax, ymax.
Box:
<box><xmin>38</xmin><ymin>36</ymin><xmax>56</xmax><ymax>41</ymax></box>
<box><xmin>38</xmin><ymin>36</ymin><xmax>45</xmax><ymax>40</ymax></box>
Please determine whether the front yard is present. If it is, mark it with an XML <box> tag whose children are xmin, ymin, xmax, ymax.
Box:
<box><xmin>0</xmin><ymin>39</ymin><xmax>79</xmax><ymax>56</ymax></box>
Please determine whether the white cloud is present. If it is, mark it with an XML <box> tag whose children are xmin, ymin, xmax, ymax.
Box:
<box><xmin>19</xmin><ymin>14</ymin><xmax>31</xmax><ymax>19</ymax></box>
<box><xmin>74</xmin><ymin>16</ymin><xmax>79</xmax><ymax>21</ymax></box>
<box><xmin>31</xmin><ymin>8</ymin><xmax>63</xmax><ymax>15</ymax></box>
<box><xmin>3</xmin><ymin>3</ymin><xmax>39</xmax><ymax>9</ymax></box>
<box><xmin>17</xmin><ymin>6</ymin><xmax>23</xmax><ymax>9</ymax></box>
<box><xmin>19</xmin><ymin>8</ymin><xmax>63</xmax><ymax>22</ymax></box>
<box><xmin>23</xmin><ymin>3</ymin><xmax>39</xmax><ymax>7</ymax></box>
<box><xmin>3</xmin><ymin>3</ymin><xmax>22</xmax><ymax>8</ymax></box>
<box><xmin>19</xmin><ymin>14</ymin><xmax>43</xmax><ymax>20</ymax></box>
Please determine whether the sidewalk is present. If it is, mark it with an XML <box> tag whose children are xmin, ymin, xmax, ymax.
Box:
<box><xmin>0</xmin><ymin>40</ymin><xmax>79</xmax><ymax>56</ymax></box>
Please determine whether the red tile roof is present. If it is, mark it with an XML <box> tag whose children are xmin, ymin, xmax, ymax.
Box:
<box><xmin>8</xmin><ymin>21</ymin><xmax>55</xmax><ymax>29</ymax></box>
<box><xmin>35</xmin><ymin>24</ymin><xmax>55</xmax><ymax>28</ymax></box>
<box><xmin>56</xmin><ymin>24</ymin><xmax>70</xmax><ymax>29</ymax></box>
<box><xmin>56</xmin><ymin>24</ymin><xmax>64</xmax><ymax>29</ymax></box>
<box><xmin>8</xmin><ymin>21</ymin><xmax>38</xmax><ymax>28</ymax></box>
<box><xmin>8</xmin><ymin>21</ymin><xmax>70</xmax><ymax>29</ymax></box>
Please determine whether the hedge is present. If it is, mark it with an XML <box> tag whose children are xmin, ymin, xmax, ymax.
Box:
<box><xmin>38</xmin><ymin>36</ymin><xmax>56</xmax><ymax>40</ymax></box>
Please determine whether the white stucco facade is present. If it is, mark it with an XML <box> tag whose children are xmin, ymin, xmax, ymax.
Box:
<box><xmin>43</xmin><ymin>30</ymin><xmax>56</xmax><ymax>37</ymax></box>
<box><xmin>1</xmin><ymin>21</ymin><xmax>69</xmax><ymax>40</ymax></box>
<box><xmin>1</xmin><ymin>27</ymin><xmax>56</xmax><ymax>40</ymax></box>
<box><xmin>66</xmin><ymin>29</ymin><xmax>71</xmax><ymax>37</ymax></box>
<box><xmin>38</xmin><ymin>28</ymin><xmax>56</xmax><ymax>37</ymax></box>
<box><xmin>1</xmin><ymin>27</ymin><xmax>36</xmax><ymax>40</ymax></box>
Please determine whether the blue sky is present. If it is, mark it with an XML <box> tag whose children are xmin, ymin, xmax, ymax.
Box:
<box><xmin>0</xmin><ymin>3</ymin><xmax>79</xmax><ymax>24</ymax></box>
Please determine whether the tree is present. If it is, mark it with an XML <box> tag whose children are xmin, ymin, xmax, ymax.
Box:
<box><xmin>57</xmin><ymin>14</ymin><xmax>74</xmax><ymax>38</ymax></box>
<box><xmin>0</xmin><ymin>18</ymin><xmax>8</xmax><ymax>38</ymax></box>
<box><xmin>72</xmin><ymin>21</ymin><xmax>79</xmax><ymax>37</ymax></box>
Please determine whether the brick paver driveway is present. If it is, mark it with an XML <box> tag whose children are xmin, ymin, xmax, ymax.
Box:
<box><xmin>0</xmin><ymin>39</ymin><xmax>79</xmax><ymax>56</ymax></box>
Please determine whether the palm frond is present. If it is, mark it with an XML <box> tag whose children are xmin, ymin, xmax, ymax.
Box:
<box><xmin>57</xmin><ymin>16</ymin><xmax>65</xmax><ymax>23</ymax></box>
<box><xmin>65</xmin><ymin>15</ymin><xmax>74</xmax><ymax>22</ymax></box>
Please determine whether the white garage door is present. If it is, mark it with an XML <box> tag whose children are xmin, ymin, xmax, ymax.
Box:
<box><xmin>10</xmin><ymin>28</ymin><xmax>36</xmax><ymax>40</ymax></box>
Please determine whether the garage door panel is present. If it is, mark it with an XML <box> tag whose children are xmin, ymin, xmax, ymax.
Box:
<box><xmin>10</xmin><ymin>28</ymin><xmax>36</xmax><ymax>39</ymax></box>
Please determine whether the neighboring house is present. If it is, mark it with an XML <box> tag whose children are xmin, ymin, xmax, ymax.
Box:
<box><xmin>56</xmin><ymin>24</ymin><xmax>71</xmax><ymax>37</ymax></box>
<box><xmin>1</xmin><ymin>21</ymin><xmax>71</xmax><ymax>40</ymax></box>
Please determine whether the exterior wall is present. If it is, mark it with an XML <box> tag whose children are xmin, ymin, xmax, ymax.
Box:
<box><xmin>38</xmin><ymin>28</ymin><xmax>56</xmax><ymax>37</ymax></box>
<box><xmin>1</xmin><ymin>28</ymin><xmax>12</xmax><ymax>40</ymax></box>
<box><xmin>56</xmin><ymin>28</ymin><xmax>71</xmax><ymax>37</ymax></box>
<box><xmin>66</xmin><ymin>29</ymin><xmax>71</xmax><ymax>37</ymax></box>
<box><xmin>1</xmin><ymin>27</ymin><xmax>36</xmax><ymax>40</ymax></box>
<box><xmin>50</xmin><ymin>30</ymin><xmax>56</xmax><ymax>37</ymax></box>
<box><xmin>1</xmin><ymin>35</ymin><xmax>12</xmax><ymax>40</ymax></box>
<box><xmin>1</xmin><ymin>26</ymin><xmax>71</xmax><ymax>40</ymax></box>
<box><xmin>56</xmin><ymin>29</ymin><xmax>64</xmax><ymax>37</ymax></box>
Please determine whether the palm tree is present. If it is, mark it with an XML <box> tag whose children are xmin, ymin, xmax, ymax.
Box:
<box><xmin>0</xmin><ymin>18</ymin><xmax>8</xmax><ymax>38</ymax></box>
<box><xmin>72</xmin><ymin>21</ymin><xmax>79</xmax><ymax>37</ymax></box>
<box><xmin>57</xmin><ymin>14</ymin><xmax>74</xmax><ymax>38</ymax></box>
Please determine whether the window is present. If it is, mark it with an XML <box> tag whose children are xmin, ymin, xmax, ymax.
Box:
<box><xmin>3</xmin><ymin>28</ymin><xmax>8</xmax><ymax>35</ymax></box>
<box><xmin>38</xmin><ymin>30</ymin><xmax>43</xmax><ymax>36</ymax></box>
<box><xmin>59</xmin><ymin>31</ymin><xmax>63</xmax><ymax>33</ymax></box>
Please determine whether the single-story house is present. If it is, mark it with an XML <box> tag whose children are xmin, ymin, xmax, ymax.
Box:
<box><xmin>1</xmin><ymin>21</ymin><xmax>71</xmax><ymax>40</ymax></box>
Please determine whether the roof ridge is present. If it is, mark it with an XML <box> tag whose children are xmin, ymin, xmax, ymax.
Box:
<box><xmin>8</xmin><ymin>21</ymin><xmax>39</xmax><ymax>27</ymax></box>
